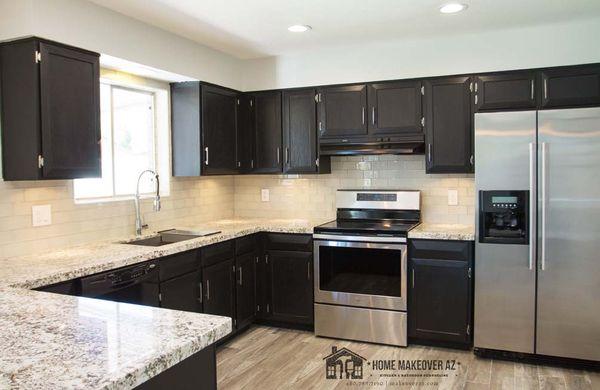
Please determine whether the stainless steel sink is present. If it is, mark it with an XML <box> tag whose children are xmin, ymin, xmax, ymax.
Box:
<box><xmin>124</xmin><ymin>229</ymin><xmax>221</xmax><ymax>247</ymax></box>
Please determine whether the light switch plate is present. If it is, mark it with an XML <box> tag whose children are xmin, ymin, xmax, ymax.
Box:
<box><xmin>261</xmin><ymin>188</ymin><xmax>270</xmax><ymax>202</ymax></box>
<box><xmin>32</xmin><ymin>204</ymin><xmax>52</xmax><ymax>226</ymax></box>
<box><xmin>448</xmin><ymin>189</ymin><xmax>459</xmax><ymax>206</ymax></box>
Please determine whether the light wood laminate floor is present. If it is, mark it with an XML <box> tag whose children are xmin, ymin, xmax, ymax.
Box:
<box><xmin>217</xmin><ymin>326</ymin><xmax>599</xmax><ymax>390</ymax></box>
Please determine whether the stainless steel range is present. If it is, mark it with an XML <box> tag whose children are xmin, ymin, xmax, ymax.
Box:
<box><xmin>313</xmin><ymin>189</ymin><xmax>420</xmax><ymax>346</ymax></box>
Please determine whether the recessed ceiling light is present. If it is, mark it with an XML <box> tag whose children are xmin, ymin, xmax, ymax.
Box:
<box><xmin>288</xmin><ymin>25</ymin><xmax>312</xmax><ymax>33</ymax></box>
<box><xmin>439</xmin><ymin>3</ymin><xmax>467</xmax><ymax>14</ymax></box>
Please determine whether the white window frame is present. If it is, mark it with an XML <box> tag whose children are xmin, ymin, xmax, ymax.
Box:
<box><xmin>74</xmin><ymin>73</ymin><xmax>170</xmax><ymax>203</ymax></box>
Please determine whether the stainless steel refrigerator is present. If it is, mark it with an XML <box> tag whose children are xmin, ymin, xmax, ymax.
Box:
<box><xmin>474</xmin><ymin>107</ymin><xmax>600</xmax><ymax>362</ymax></box>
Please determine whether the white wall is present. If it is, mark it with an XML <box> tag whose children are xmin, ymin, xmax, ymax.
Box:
<box><xmin>0</xmin><ymin>0</ymin><xmax>243</xmax><ymax>89</ymax></box>
<box><xmin>242</xmin><ymin>17</ymin><xmax>600</xmax><ymax>91</ymax></box>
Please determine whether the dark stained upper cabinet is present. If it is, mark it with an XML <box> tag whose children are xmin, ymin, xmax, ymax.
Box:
<box><xmin>201</xmin><ymin>85</ymin><xmax>238</xmax><ymax>175</ymax></box>
<box><xmin>0</xmin><ymin>37</ymin><xmax>100</xmax><ymax>181</ymax></box>
<box><xmin>540</xmin><ymin>65</ymin><xmax>600</xmax><ymax>108</ymax></box>
<box><xmin>236</xmin><ymin>94</ymin><xmax>255</xmax><ymax>173</ymax></box>
<box><xmin>367</xmin><ymin>80</ymin><xmax>423</xmax><ymax>136</ymax></box>
<box><xmin>253</xmin><ymin>91</ymin><xmax>282</xmax><ymax>173</ymax></box>
<box><xmin>474</xmin><ymin>72</ymin><xmax>537</xmax><ymax>111</ymax></box>
<box><xmin>171</xmin><ymin>82</ymin><xmax>201</xmax><ymax>176</ymax></box>
<box><xmin>317</xmin><ymin>84</ymin><xmax>368</xmax><ymax>139</ymax></box>
<box><xmin>423</xmin><ymin>76</ymin><xmax>473</xmax><ymax>174</ymax></box>
<box><xmin>282</xmin><ymin>89</ymin><xmax>330</xmax><ymax>174</ymax></box>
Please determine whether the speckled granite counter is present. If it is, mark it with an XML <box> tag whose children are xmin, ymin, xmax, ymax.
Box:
<box><xmin>0</xmin><ymin>287</ymin><xmax>231</xmax><ymax>389</ymax></box>
<box><xmin>0</xmin><ymin>218</ymin><xmax>327</xmax><ymax>290</ymax></box>
<box><xmin>408</xmin><ymin>223</ymin><xmax>475</xmax><ymax>241</ymax></box>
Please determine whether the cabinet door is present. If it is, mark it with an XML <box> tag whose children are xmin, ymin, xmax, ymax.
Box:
<box><xmin>235</xmin><ymin>252</ymin><xmax>257</xmax><ymax>328</ymax></box>
<box><xmin>474</xmin><ymin>72</ymin><xmax>537</xmax><ymax>111</ymax></box>
<box><xmin>202</xmin><ymin>258</ymin><xmax>235</xmax><ymax>321</ymax></box>
<box><xmin>171</xmin><ymin>82</ymin><xmax>201</xmax><ymax>176</ymax></box>
<box><xmin>253</xmin><ymin>91</ymin><xmax>282</xmax><ymax>173</ymax></box>
<box><xmin>424</xmin><ymin>76</ymin><xmax>473</xmax><ymax>173</ymax></box>
<box><xmin>39</xmin><ymin>42</ymin><xmax>100</xmax><ymax>179</ymax></box>
<box><xmin>317</xmin><ymin>84</ymin><xmax>367</xmax><ymax>139</ymax></box>
<box><xmin>236</xmin><ymin>94</ymin><xmax>255</xmax><ymax>173</ymax></box>
<box><xmin>267</xmin><ymin>250</ymin><xmax>313</xmax><ymax>325</ymax></box>
<box><xmin>409</xmin><ymin>258</ymin><xmax>471</xmax><ymax>344</ymax></box>
<box><xmin>540</xmin><ymin>65</ymin><xmax>600</xmax><ymax>108</ymax></box>
<box><xmin>367</xmin><ymin>80</ymin><xmax>422</xmax><ymax>136</ymax></box>
<box><xmin>160</xmin><ymin>271</ymin><xmax>202</xmax><ymax>313</ymax></box>
<box><xmin>201</xmin><ymin>85</ymin><xmax>238</xmax><ymax>175</ymax></box>
<box><xmin>283</xmin><ymin>88</ymin><xmax>317</xmax><ymax>173</ymax></box>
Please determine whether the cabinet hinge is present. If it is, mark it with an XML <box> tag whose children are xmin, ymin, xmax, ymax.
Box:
<box><xmin>467</xmin><ymin>324</ymin><xmax>470</xmax><ymax>335</ymax></box>
<box><xmin>237</xmin><ymin>161</ymin><xmax>241</xmax><ymax>168</ymax></box>
<box><xmin>234</xmin><ymin>318</ymin><xmax>237</xmax><ymax>326</ymax></box>
<box><xmin>38</xmin><ymin>155</ymin><xmax>44</xmax><ymax>168</ymax></box>
<box><xmin>265</xmin><ymin>254</ymin><xmax>269</xmax><ymax>264</ymax></box>
<box><xmin>266</xmin><ymin>304</ymin><xmax>270</xmax><ymax>313</ymax></box>
<box><xmin>469</xmin><ymin>82</ymin><xmax>473</xmax><ymax>93</ymax></box>
<box><xmin>420</xmin><ymin>85</ymin><xmax>425</xmax><ymax>96</ymax></box>
<box><xmin>250</xmin><ymin>99</ymin><xmax>253</xmax><ymax>107</ymax></box>
<box><xmin>232</xmin><ymin>265</ymin><xmax>236</xmax><ymax>273</ymax></box>
<box><xmin>420</xmin><ymin>117</ymin><xmax>425</xmax><ymax>127</ymax></box>
<box><xmin>158</xmin><ymin>292</ymin><xmax>162</xmax><ymax>302</ymax></box>
<box><xmin>35</xmin><ymin>50</ymin><xmax>41</xmax><ymax>63</ymax></box>
<box><xmin>257</xmin><ymin>304</ymin><xmax>260</xmax><ymax>312</ymax></box>
<box><xmin>470</xmin><ymin>155</ymin><xmax>474</xmax><ymax>166</ymax></box>
<box><xmin>468</xmin><ymin>267</ymin><xmax>472</xmax><ymax>279</ymax></box>
<box><xmin>314</xmin><ymin>94</ymin><xmax>319</xmax><ymax>103</ymax></box>
<box><xmin>315</xmin><ymin>158</ymin><xmax>319</xmax><ymax>167</ymax></box>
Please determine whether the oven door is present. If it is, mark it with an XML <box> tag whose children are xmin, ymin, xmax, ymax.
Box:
<box><xmin>313</xmin><ymin>237</ymin><xmax>407</xmax><ymax>311</ymax></box>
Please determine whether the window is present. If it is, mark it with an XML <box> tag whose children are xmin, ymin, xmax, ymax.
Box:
<box><xmin>74</xmin><ymin>76</ymin><xmax>170</xmax><ymax>201</ymax></box>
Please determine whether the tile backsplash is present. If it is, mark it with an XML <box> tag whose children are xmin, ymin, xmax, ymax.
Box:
<box><xmin>234</xmin><ymin>155</ymin><xmax>475</xmax><ymax>224</ymax></box>
<box><xmin>0</xmin><ymin>177</ymin><xmax>234</xmax><ymax>258</ymax></box>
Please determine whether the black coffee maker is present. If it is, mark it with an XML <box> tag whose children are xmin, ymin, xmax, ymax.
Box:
<box><xmin>479</xmin><ymin>190</ymin><xmax>529</xmax><ymax>244</ymax></box>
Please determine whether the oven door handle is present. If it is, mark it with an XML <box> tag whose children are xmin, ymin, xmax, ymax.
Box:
<box><xmin>312</xmin><ymin>233</ymin><xmax>406</xmax><ymax>243</ymax></box>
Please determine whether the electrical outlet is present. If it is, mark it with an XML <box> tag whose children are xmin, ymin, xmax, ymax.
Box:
<box><xmin>448</xmin><ymin>189</ymin><xmax>459</xmax><ymax>206</ymax></box>
<box><xmin>32</xmin><ymin>204</ymin><xmax>52</xmax><ymax>226</ymax></box>
<box><xmin>261</xmin><ymin>188</ymin><xmax>270</xmax><ymax>202</ymax></box>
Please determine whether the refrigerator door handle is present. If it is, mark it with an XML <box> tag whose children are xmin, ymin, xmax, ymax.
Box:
<box><xmin>529</xmin><ymin>142</ymin><xmax>536</xmax><ymax>270</ymax></box>
<box><xmin>540</xmin><ymin>142</ymin><xmax>548</xmax><ymax>270</ymax></box>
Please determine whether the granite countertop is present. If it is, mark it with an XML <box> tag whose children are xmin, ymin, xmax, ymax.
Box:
<box><xmin>0</xmin><ymin>218</ymin><xmax>328</xmax><ymax>290</ymax></box>
<box><xmin>0</xmin><ymin>287</ymin><xmax>231</xmax><ymax>389</ymax></box>
<box><xmin>408</xmin><ymin>223</ymin><xmax>475</xmax><ymax>241</ymax></box>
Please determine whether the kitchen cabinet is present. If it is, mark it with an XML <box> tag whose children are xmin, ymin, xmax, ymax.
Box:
<box><xmin>253</xmin><ymin>91</ymin><xmax>282</xmax><ymax>173</ymax></box>
<box><xmin>474</xmin><ymin>72</ymin><xmax>537</xmax><ymax>111</ymax></box>
<box><xmin>0</xmin><ymin>37</ymin><xmax>100</xmax><ymax>181</ymax></box>
<box><xmin>266</xmin><ymin>250</ymin><xmax>313</xmax><ymax>325</ymax></box>
<box><xmin>171</xmin><ymin>82</ymin><xmax>201</xmax><ymax>176</ymax></box>
<box><xmin>235</xmin><ymin>252</ymin><xmax>257</xmax><ymax>329</ymax></box>
<box><xmin>367</xmin><ymin>80</ymin><xmax>423</xmax><ymax>136</ymax></box>
<box><xmin>201</xmin><ymin>85</ymin><xmax>238</xmax><ymax>175</ymax></box>
<box><xmin>540</xmin><ymin>65</ymin><xmax>600</xmax><ymax>108</ymax></box>
<box><xmin>423</xmin><ymin>76</ymin><xmax>473</xmax><ymax>174</ymax></box>
<box><xmin>160</xmin><ymin>271</ymin><xmax>202</xmax><ymax>313</ymax></box>
<box><xmin>317</xmin><ymin>84</ymin><xmax>368</xmax><ymax>139</ymax></box>
<box><xmin>408</xmin><ymin>239</ymin><xmax>473</xmax><ymax>347</ymax></box>
<box><xmin>236</xmin><ymin>94</ymin><xmax>255</xmax><ymax>173</ymax></box>
<box><xmin>282</xmin><ymin>89</ymin><xmax>330</xmax><ymax>174</ymax></box>
<box><xmin>202</xmin><ymin>258</ymin><xmax>235</xmax><ymax>320</ymax></box>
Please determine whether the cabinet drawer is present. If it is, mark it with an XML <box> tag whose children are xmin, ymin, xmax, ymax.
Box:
<box><xmin>159</xmin><ymin>250</ymin><xmax>200</xmax><ymax>281</ymax></box>
<box><xmin>201</xmin><ymin>240</ymin><xmax>235</xmax><ymax>267</ymax></box>
<box><xmin>263</xmin><ymin>233</ymin><xmax>312</xmax><ymax>252</ymax></box>
<box><xmin>409</xmin><ymin>239</ymin><xmax>472</xmax><ymax>262</ymax></box>
<box><xmin>235</xmin><ymin>235</ymin><xmax>257</xmax><ymax>256</ymax></box>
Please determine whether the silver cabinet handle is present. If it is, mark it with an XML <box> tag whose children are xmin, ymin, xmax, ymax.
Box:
<box><xmin>530</xmin><ymin>80</ymin><xmax>535</xmax><ymax>100</ymax></box>
<box><xmin>474</xmin><ymin>95</ymin><xmax>478</xmax><ymax>105</ymax></box>
<box><xmin>285</xmin><ymin>147</ymin><xmax>290</xmax><ymax>164</ymax></box>
<box><xmin>361</xmin><ymin>107</ymin><xmax>365</xmax><ymax>125</ymax></box>
<box><xmin>238</xmin><ymin>267</ymin><xmax>243</xmax><ymax>286</ymax></box>
<box><xmin>206</xmin><ymin>279</ymin><xmax>210</xmax><ymax>301</ymax></box>
<box><xmin>544</xmin><ymin>79</ymin><xmax>548</xmax><ymax>100</ymax></box>
<box><xmin>541</xmin><ymin>142</ymin><xmax>548</xmax><ymax>270</ymax></box>
<box><xmin>276</xmin><ymin>147</ymin><xmax>280</xmax><ymax>164</ymax></box>
<box><xmin>204</xmin><ymin>147</ymin><xmax>209</xmax><ymax>165</ymax></box>
<box><xmin>307</xmin><ymin>261</ymin><xmax>311</xmax><ymax>280</ymax></box>
<box><xmin>371</xmin><ymin>107</ymin><xmax>375</xmax><ymax>125</ymax></box>
<box><xmin>412</xmin><ymin>269</ymin><xmax>415</xmax><ymax>288</ymax></box>
<box><xmin>198</xmin><ymin>282</ymin><xmax>203</xmax><ymax>303</ymax></box>
<box><xmin>428</xmin><ymin>144</ymin><xmax>432</xmax><ymax>163</ymax></box>
<box><xmin>529</xmin><ymin>142</ymin><xmax>536</xmax><ymax>270</ymax></box>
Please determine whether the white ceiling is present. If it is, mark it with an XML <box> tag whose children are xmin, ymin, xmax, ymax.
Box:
<box><xmin>89</xmin><ymin>0</ymin><xmax>600</xmax><ymax>59</ymax></box>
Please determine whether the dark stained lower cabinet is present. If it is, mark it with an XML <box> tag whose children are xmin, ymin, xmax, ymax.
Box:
<box><xmin>160</xmin><ymin>271</ymin><xmax>202</xmax><ymax>313</ymax></box>
<box><xmin>266</xmin><ymin>250</ymin><xmax>313</xmax><ymax>325</ymax></box>
<box><xmin>202</xmin><ymin>258</ymin><xmax>235</xmax><ymax>321</ymax></box>
<box><xmin>474</xmin><ymin>72</ymin><xmax>537</xmax><ymax>111</ymax></box>
<box><xmin>540</xmin><ymin>65</ymin><xmax>600</xmax><ymax>108</ymax></box>
<box><xmin>235</xmin><ymin>252</ymin><xmax>257</xmax><ymax>328</ymax></box>
<box><xmin>408</xmin><ymin>239</ymin><xmax>473</xmax><ymax>347</ymax></box>
<box><xmin>423</xmin><ymin>76</ymin><xmax>473</xmax><ymax>174</ymax></box>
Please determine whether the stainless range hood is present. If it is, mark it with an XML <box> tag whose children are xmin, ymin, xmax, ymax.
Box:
<box><xmin>319</xmin><ymin>134</ymin><xmax>425</xmax><ymax>156</ymax></box>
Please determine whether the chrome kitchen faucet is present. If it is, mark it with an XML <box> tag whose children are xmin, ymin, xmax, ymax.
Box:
<box><xmin>134</xmin><ymin>170</ymin><xmax>161</xmax><ymax>236</ymax></box>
